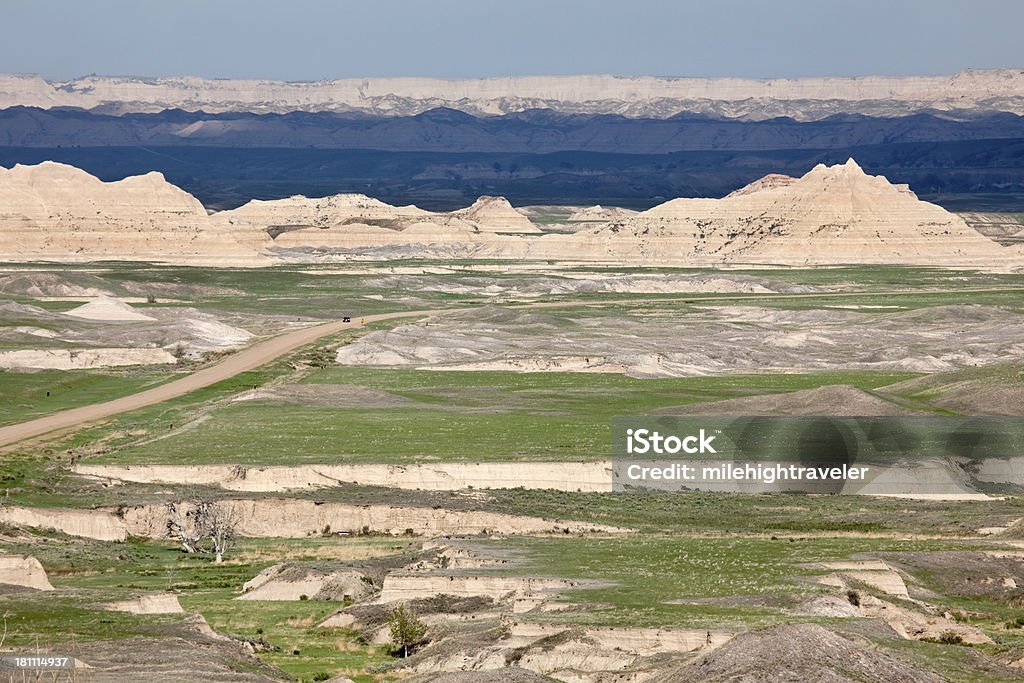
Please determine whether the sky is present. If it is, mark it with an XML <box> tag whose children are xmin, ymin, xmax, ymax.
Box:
<box><xmin>1</xmin><ymin>0</ymin><xmax>1022</xmax><ymax>81</ymax></box>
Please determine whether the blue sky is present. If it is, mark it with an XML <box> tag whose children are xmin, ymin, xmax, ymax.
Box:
<box><xmin>1</xmin><ymin>0</ymin><xmax>1022</xmax><ymax>81</ymax></box>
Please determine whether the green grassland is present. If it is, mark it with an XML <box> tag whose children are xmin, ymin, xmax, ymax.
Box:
<box><xmin>0</xmin><ymin>368</ymin><xmax>182</xmax><ymax>427</ymax></box>
<box><xmin>84</xmin><ymin>368</ymin><xmax>918</xmax><ymax>465</ymax></box>
<box><xmin>3</xmin><ymin>263</ymin><xmax>1024</xmax><ymax>680</ymax></box>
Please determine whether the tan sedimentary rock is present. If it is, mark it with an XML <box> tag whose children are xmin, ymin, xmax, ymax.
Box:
<box><xmin>378</xmin><ymin>574</ymin><xmax>588</xmax><ymax>603</ymax></box>
<box><xmin>2</xmin><ymin>159</ymin><xmax>1019</xmax><ymax>269</ymax></box>
<box><xmin>237</xmin><ymin>564</ymin><xmax>374</xmax><ymax>602</ymax></box>
<box><xmin>119</xmin><ymin>499</ymin><xmax>628</xmax><ymax>539</ymax></box>
<box><xmin>0</xmin><ymin>348</ymin><xmax>178</xmax><ymax>370</ymax></box>
<box><xmin>527</xmin><ymin>159</ymin><xmax>1019</xmax><ymax>268</ymax></box>
<box><xmin>724</xmin><ymin>173</ymin><xmax>797</xmax><ymax>197</ymax></box>
<box><xmin>1</xmin><ymin>500</ymin><xmax>624</xmax><ymax>541</ymax></box>
<box><xmin>72</xmin><ymin>462</ymin><xmax>614</xmax><ymax>493</ymax></box>
<box><xmin>102</xmin><ymin>593</ymin><xmax>184</xmax><ymax>614</ymax></box>
<box><xmin>0</xmin><ymin>554</ymin><xmax>54</xmax><ymax>591</ymax></box>
<box><xmin>0</xmin><ymin>506</ymin><xmax>128</xmax><ymax>541</ymax></box>
<box><xmin>567</xmin><ymin>205</ymin><xmax>638</xmax><ymax>221</ymax></box>
<box><xmin>0</xmin><ymin>162</ymin><xmax>262</xmax><ymax>264</ymax></box>
<box><xmin>216</xmin><ymin>193</ymin><xmax>431</xmax><ymax>232</ymax></box>
<box><xmin>453</xmin><ymin>196</ymin><xmax>540</xmax><ymax>233</ymax></box>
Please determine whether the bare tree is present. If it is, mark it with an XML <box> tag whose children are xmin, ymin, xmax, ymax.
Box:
<box><xmin>165</xmin><ymin>499</ymin><xmax>239</xmax><ymax>562</ymax></box>
<box><xmin>205</xmin><ymin>501</ymin><xmax>238</xmax><ymax>563</ymax></box>
<box><xmin>165</xmin><ymin>500</ymin><xmax>204</xmax><ymax>554</ymax></box>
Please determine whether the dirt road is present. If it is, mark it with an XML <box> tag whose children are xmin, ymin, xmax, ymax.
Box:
<box><xmin>0</xmin><ymin>310</ymin><xmax>433</xmax><ymax>448</ymax></box>
<box><xmin>3</xmin><ymin>284</ymin><xmax>1020</xmax><ymax>448</ymax></box>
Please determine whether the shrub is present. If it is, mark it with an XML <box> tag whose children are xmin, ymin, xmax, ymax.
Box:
<box><xmin>938</xmin><ymin>630</ymin><xmax>964</xmax><ymax>645</ymax></box>
<box><xmin>387</xmin><ymin>604</ymin><xmax>428</xmax><ymax>658</ymax></box>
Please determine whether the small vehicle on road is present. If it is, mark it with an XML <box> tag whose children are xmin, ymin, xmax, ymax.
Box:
<box><xmin>342</xmin><ymin>316</ymin><xmax>351</xmax><ymax>323</ymax></box>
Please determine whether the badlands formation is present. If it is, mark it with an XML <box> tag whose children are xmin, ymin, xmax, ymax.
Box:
<box><xmin>2</xmin><ymin>70</ymin><xmax>1024</xmax><ymax>120</ymax></box>
<box><xmin>0</xmin><ymin>161</ymin><xmax>263</xmax><ymax>264</ymax></box>
<box><xmin>0</xmin><ymin>159</ymin><xmax>1020</xmax><ymax>269</ymax></box>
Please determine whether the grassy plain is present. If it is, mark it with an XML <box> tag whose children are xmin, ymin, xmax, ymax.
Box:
<box><xmin>86</xmin><ymin>368</ymin><xmax>918</xmax><ymax>465</ymax></box>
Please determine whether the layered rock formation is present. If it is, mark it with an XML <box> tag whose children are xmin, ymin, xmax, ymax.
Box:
<box><xmin>3</xmin><ymin>70</ymin><xmax>1024</xmax><ymax>120</ymax></box>
<box><xmin>0</xmin><ymin>159</ymin><xmax>1019</xmax><ymax>269</ymax></box>
<box><xmin>527</xmin><ymin>159</ymin><xmax>1019</xmax><ymax>267</ymax></box>
<box><xmin>0</xmin><ymin>162</ymin><xmax>262</xmax><ymax>264</ymax></box>
<box><xmin>453</xmin><ymin>196</ymin><xmax>539</xmax><ymax>233</ymax></box>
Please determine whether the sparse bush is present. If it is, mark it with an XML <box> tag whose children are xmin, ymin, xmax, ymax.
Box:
<box><xmin>312</xmin><ymin>674</ymin><xmax>332</xmax><ymax>682</ymax></box>
<box><xmin>938</xmin><ymin>630</ymin><xmax>964</xmax><ymax>645</ymax></box>
<box><xmin>146</xmin><ymin>294</ymin><xmax>157</xmax><ymax>304</ymax></box>
<box><xmin>299</xmin><ymin>594</ymin><xmax>309</xmax><ymax>601</ymax></box>
<box><xmin>172</xmin><ymin>343</ymin><xmax>187</xmax><ymax>364</ymax></box>
<box><xmin>846</xmin><ymin>590</ymin><xmax>860</xmax><ymax>607</ymax></box>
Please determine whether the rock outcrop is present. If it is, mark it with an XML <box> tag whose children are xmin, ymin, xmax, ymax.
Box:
<box><xmin>102</xmin><ymin>593</ymin><xmax>185</xmax><ymax>614</ymax></box>
<box><xmin>453</xmin><ymin>196</ymin><xmax>540</xmax><ymax>234</ymax></box>
<box><xmin>527</xmin><ymin>159</ymin><xmax>1019</xmax><ymax>268</ymax></box>
<box><xmin>0</xmin><ymin>554</ymin><xmax>54</xmax><ymax>591</ymax></box>
<box><xmin>2</xmin><ymin>159</ymin><xmax>1020</xmax><ymax>269</ymax></box>
<box><xmin>0</xmin><ymin>162</ymin><xmax>262</xmax><ymax>264</ymax></box>
<box><xmin>73</xmin><ymin>462</ymin><xmax>614</xmax><ymax>493</ymax></box>
<box><xmin>0</xmin><ymin>505</ymin><xmax>128</xmax><ymax>541</ymax></box>
<box><xmin>238</xmin><ymin>563</ymin><xmax>375</xmax><ymax>602</ymax></box>
<box><xmin>0</xmin><ymin>347</ymin><xmax>178</xmax><ymax>370</ymax></box>
<box><xmin>567</xmin><ymin>205</ymin><xmax>638</xmax><ymax>221</ymax></box>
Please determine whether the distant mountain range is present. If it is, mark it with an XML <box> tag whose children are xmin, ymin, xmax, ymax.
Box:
<box><xmin>0</xmin><ymin>70</ymin><xmax>1022</xmax><ymax>211</ymax></box>
<box><xmin>3</xmin><ymin>70</ymin><xmax>1024</xmax><ymax>120</ymax></box>
<box><xmin>3</xmin><ymin>106</ymin><xmax>1024</xmax><ymax>153</ymax></box>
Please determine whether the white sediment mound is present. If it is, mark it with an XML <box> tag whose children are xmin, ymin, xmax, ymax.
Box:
<box><xmin>180</xmin><ymin>318</ymin><xmax>253</xmax><ymax>348</ymax></box>
<box><xmin>217</xmin><ymin>193</ymin><xmax>431</xmax><ymax>231</ymax></box>
<box><xmin>0</xmin><ymin>348</ymin><xmax>177</xmax><ymax>369</ymax></box>
<box><xmin>0</xmin><ymin>162</ymin><xmax>263</xmax><ymax>264</ymax></box>
<box><xmin>63</xmin><ymin>297</ymin><xmax>156</xmax><ymax>322</ymax></box>
<box><xmin>525</xmin><ymin>159</ymin><xmax>1020</xmax><ymax>268</ymax></box>
<box><xmin>0</xmin><ymin>506</ymin><xmax>128</xmax><ymax>541</ymax></box>
<box><xmin>454</xmin><ymin>196</ymin><xmax>541</xmax><ymax>233</ymax></box>
<box><xmin>0</xmin><ymin>555</ymin><xmax>54</xmax><ymax>591</ymax></box>
<box><xmin>102</xmin><ymin>593</ymin><xmax>184</xmax><ymax>614</ymax></box>
<box><xmin>238</xmin><ymin>564</ymin><xmax>375</xmax><ymax>602</ymax></box>
<box><xmin>567</xmin><ymin>205</ymin><xmax>638</xmax><ymax>221</ymax></box>
<box><xmin>2</xmin><ymin>159</ymin><xmax>1019</xmax><ymax>268</ymax></box>
<box><xmin>815</xmin><ymin>561</ymin><xmax>911</xmax><ymax>599</ymax></box>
